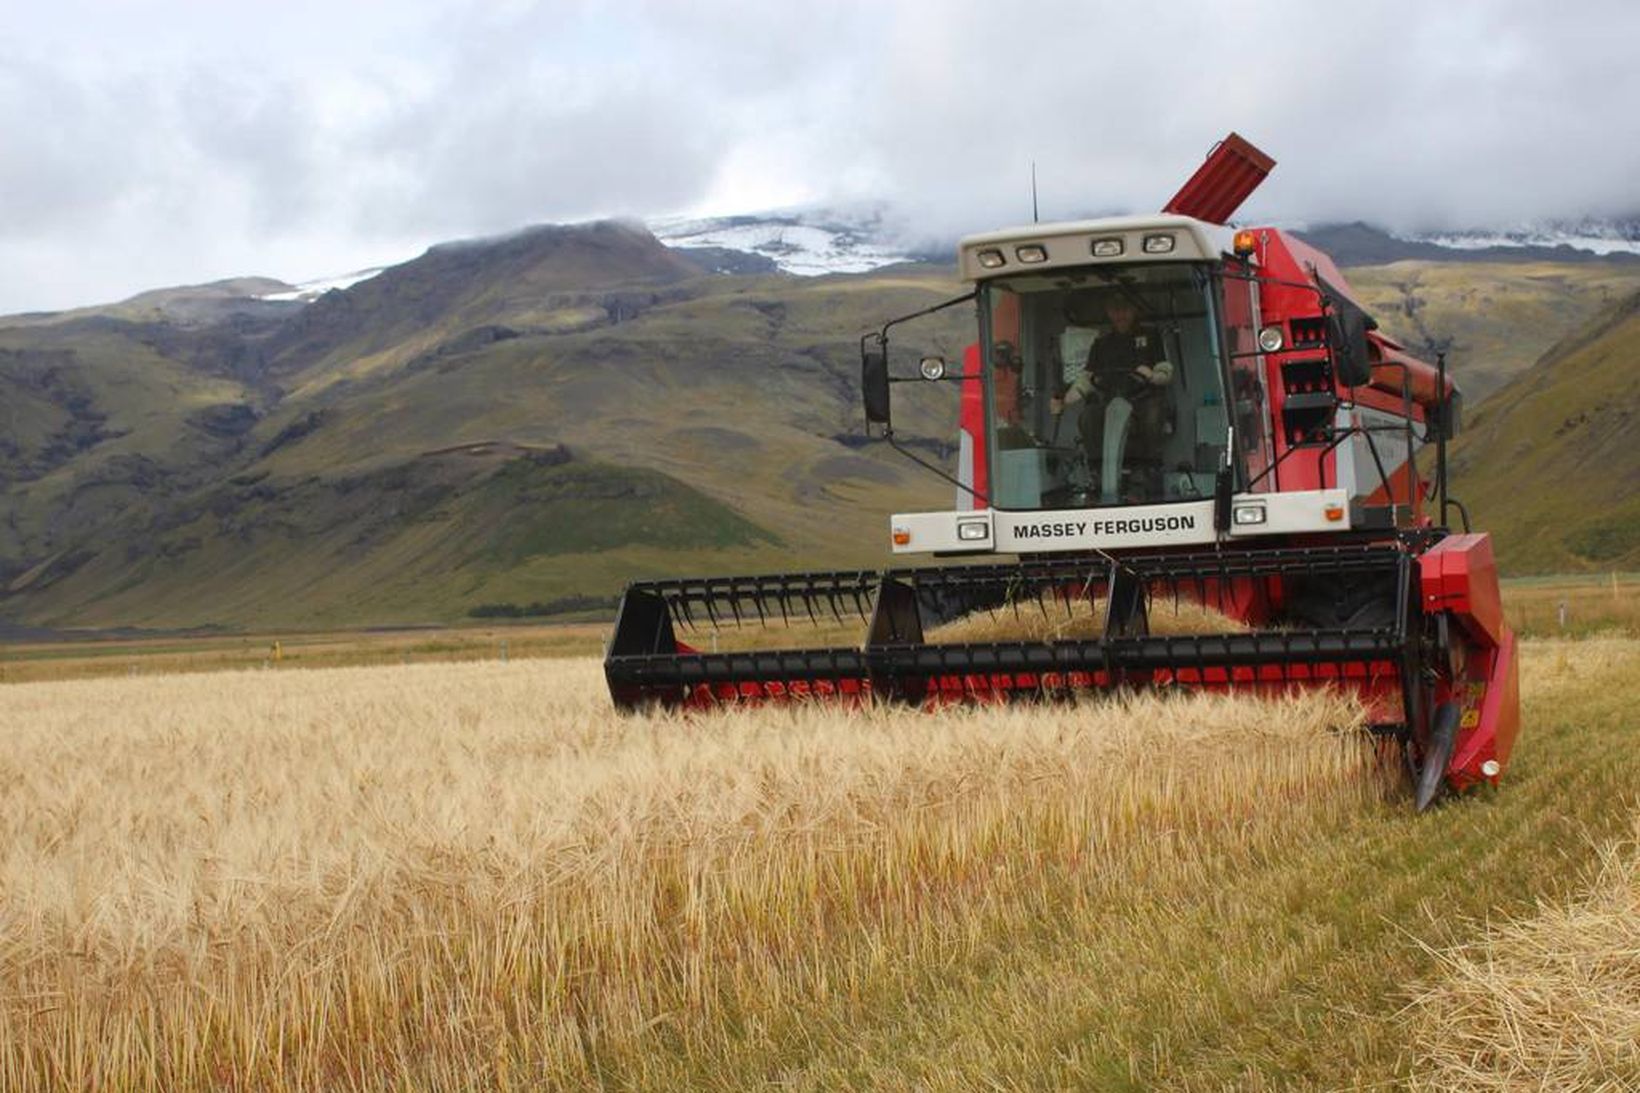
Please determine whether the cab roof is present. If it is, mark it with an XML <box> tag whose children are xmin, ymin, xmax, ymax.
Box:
<box><xmin>957</xmin><ymin>214</ymin><xmax>1234</xmax><ymax>282</ymax></box>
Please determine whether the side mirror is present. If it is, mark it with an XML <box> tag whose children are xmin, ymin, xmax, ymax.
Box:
<box><xmin>1213</xmin><ymin>465</ymin><xmax>1235</xmax><ymax>532</ymax></box>
<box><xmin>862</xmin><ymin>347</ymin><xmax>890</xmax><ymax>424</ymax></box>
<box><xmin>1326</xmin><ymin>302</ymin><xmax>1373</xmax><ymax>387</ymax></box>
<box><xmin>1428</xmin><ymin>388</ymin><xmax>1463</xmax><ymax>441</ymax></box>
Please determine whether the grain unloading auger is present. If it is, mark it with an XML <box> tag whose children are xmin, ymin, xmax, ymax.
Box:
<box><xmin>605</xmin><ymin>134</ymin><xmax>1520</xmax><ymax>810</ymax></box>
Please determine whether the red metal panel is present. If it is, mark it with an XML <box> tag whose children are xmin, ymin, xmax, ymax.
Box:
<box><xmin>1162</xmin><ymin>133</ymin><xmax>1276</xmax><ymax>224</ymax></box>
<box><xmin>1487</xmin><ymin>629</ymin><xmax>1521</xmax><ymax>770</ymax></box>
<box><xmin>1418</xmin><ymin>533</ymin><xmax>1517</xmax><ymax>792</ymax></box>
<box><xmin>958</xmin><ymin>343</ymin><xmax>988</xmax><ymax>505</ymax></box>
<box><xmin>1447</xmin><ymin>629</ymin><xmax>1520</xmax><ymax>788</ymax></box>
<box><xmin>1420</xmin><ymin>534</ymin><xmax>1506</xmax><ymax>649</ymax></box>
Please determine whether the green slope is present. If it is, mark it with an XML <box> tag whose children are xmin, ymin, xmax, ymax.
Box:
<box><xmin>0</xmin><ymin>320</ymin><xmax>261</xmax><ymax>569</ymax></box>
<box><xmin>5</xmin><ymin>217</ymin><xmax>1634</xmax><ymax>631</ymax></box>
<box><xmin>0</xmin><ymin>226</ymin><xmax>968</xmax><ymax>630</ymax></box>
<box><xmin>1448</xmin><ymin>291</ymin><xmax>1640</xmax><ymax>572</ymax></box>
<box><xmin>5</xmin><ymin>449</ymin><xmax>783</xmax><ymax>629</ymax></box>
<box><xmin>1346</xmin><ymin>260</ymin><xmax>1640</xmax><ymax>402</ymax></box>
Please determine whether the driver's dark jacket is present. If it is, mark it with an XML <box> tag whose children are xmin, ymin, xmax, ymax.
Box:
<box><xmin>1083</xmin><ymin>327</ymin><xmax>1165</xmax><ymax>397</ymax></box>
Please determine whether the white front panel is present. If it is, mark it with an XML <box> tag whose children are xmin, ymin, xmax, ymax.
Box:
<box><xmin>955</xmin><ymin>429</ymin><xmax>976</xmax><ymax>511</ymax></box>
<box><xmin>1225</xmin><ymin>488</ymin><xmax>1352</xmax><ymax>537</ymax></box>
<box><xmin>889</xmin><ymin>489</ymin><xmax>1354</xmax><ymax>555</ymax></box>
<box><xmin>997</xmin><ymin>501</ymin><xmax>1217</xmax><ymax>551</ymax></box>
<box><xmin>890</xmin><ymin>510</ymin><xmax>994</xmax><ymax>554</ymax></box>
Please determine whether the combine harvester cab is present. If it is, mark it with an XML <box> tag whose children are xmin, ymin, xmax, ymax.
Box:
<box><xmin>605</xmin><ymin>134</ymin><xmax>1519</xmax><ymax>810</ymax></box>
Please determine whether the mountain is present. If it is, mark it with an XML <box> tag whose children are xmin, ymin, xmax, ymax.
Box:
<box><xmin>3</xmin><ymin>277</ymin><xmax>304</xmax><ymax>329</ymax></box>
<box><xmin>0</xmin><ymin>221</ymin><xmax>968</xmax><ymax>630</ymax></box>
<box><xmin>1412</xmin><ymin>216</ymin><xmax>1640</xmax><ymax>258</ymax></box>
<box><xmin>1446</xmin><ymin>291</ymin><xmax>1640</xmax><ymax>573</ymax></box>
<box><xmin>1342</xmin><ymin>261</ymin><xmax>1640</xmax><ymax>401</ymax></box>
<box><xmin>1294</xmin><ymin>222</ymin><xmax>1640</xmax><ymax>268</ymax></box>
<box><xmin>650</xmin><ymin>206</ymin><xmax>933</xmax><ymax>276</ymax></box>
<box><xmin>645</xmin><ymin>206</ymin><xmax>1640</xmax><ymax>280</ymax></box>
<box><xmin>5</xmin><ymin>212</ymin><xmax>1640</xmax><ymax>633</ymax></box>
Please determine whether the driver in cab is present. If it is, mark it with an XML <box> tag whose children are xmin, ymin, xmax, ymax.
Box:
<box><xmin>1050</xmin><ymin>294</ymin><xmax>1175</xmax><ymax>481</ymax></box>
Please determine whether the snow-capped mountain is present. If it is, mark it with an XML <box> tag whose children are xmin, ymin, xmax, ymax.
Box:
<box><xmin>245</xmin><ymin>209</ymin><xmax>1640</xmax><ymax>312</ymax></box>
<box><xmin>652</xmin><ymin>206</ymin><xmax>1640</xmax><ymax>273</ymax></box>
<box><xmin>1404</xmin><ymin>218</ymin><xmax>1640</xmax><ymax>258</ymax></box>
<box><xmin>257</xmin><ymin>266</ymin><xmax>389</xmax><ymax>302</ymax></box>
<box><xmin>650</xmin><ymin>206</ymin><xmax>929</xmax><ymax>276</ymax></box>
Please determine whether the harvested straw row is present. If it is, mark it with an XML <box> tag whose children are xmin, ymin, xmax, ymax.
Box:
<box><xmin>1407</xmin><ymin>815</ymin><xmax>1640</xmax><ymax>1091</ymax></box>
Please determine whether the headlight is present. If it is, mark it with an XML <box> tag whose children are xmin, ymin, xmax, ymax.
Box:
<box><xmin>957</xmin><ymin>520</ymin><xmax>990</xmax><ymax>541</ymax></box>
<box><xmin>1258</xmin><ymin>325</ymin><xmax>1285</xmax><ymax>352</ymax></box>
<box><xmin>918</xmin><ymin>356</ymin><xmax>946</xmax><ymax>381</ymax></box>
<box><xmin>1142</xmin><ymin>233</ymin><xmax>1176</xmax><ymax>254</ymax></box>
<box><xmin>976</xmin><ymin>248</ymin><xmax>1005</xmax><ymax>269</ymax></box>
<box><xmin>1232</xmin><ymin>504</ymin><xmax>1267</xmax><ymax>525</ymax></box>
<box><xmin>1015</xmin><ymin>244</ymin><xmax>1048</xmax><ymax>264</ymax></box>
<box><xmin>1091</xmin><ymin>237</ymin><xmax>1124</xmax><ymax>258</ymax></box>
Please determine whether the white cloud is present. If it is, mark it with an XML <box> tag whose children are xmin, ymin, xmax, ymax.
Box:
<box><xmin>0</xmin><ymin>0</ymin><xmax>1636</xmax><ymax>312</ymax></box>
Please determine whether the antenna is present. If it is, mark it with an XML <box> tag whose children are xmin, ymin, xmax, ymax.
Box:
<box><xmin>1031</xmin><ymin>161</ymin><xmax>1039</xmax><ymax>223</ymax></box>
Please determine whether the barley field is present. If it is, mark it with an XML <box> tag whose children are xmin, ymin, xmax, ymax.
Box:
<box><xmin>0</xmin><ymin>639</ymin><xmax>1636</xmax><ymax>1090</ymax></box>
<box><xmin>1409</xmin><ymin>814</ymin><xmax>1640</xmax><ymax>1091</ymax></box>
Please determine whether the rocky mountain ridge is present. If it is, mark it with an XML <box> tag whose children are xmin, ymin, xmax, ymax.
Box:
<box><xmin>641</xmin><ymin>206</ymin><xmax>1640</xmax><ymax>281</ymax></box>
<box><xmin>3</xmin><ymin>214</ymin><xmax>1637</xmax><ymax>633</ymax></box>
<box><xmin>0</xmin><ymin>219</ymin><xmax>965</xmax><ymax>630</ymax></box>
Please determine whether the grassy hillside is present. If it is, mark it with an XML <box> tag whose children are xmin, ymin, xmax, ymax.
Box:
<box><xmin>1346</xmin><ymin>260</ymin><xmax>1640</xmax><ymax>401</ymax></box>
<box><xmin>1447</xmin><ymin>292</ymin><xmax>1640</xmax><ymax>572</ymax></box>
<box><xmin>0</xmin><ymin>225</ymin><xmax>968</xmax><ymax>629</ymax></box>
<box><xmin>9</xmin><ymin>450</ymin><xmax>786</xmax><ymax>629</ymax></box>
<box><xmin>0</xmin><ymin>321</ymin><xmax>263</xmax><ymax>568</ymax></box>
<box><xmin>4</xmin><ymin>218</ymin><xmax>1636</xmax><ymax>630</ymax></box>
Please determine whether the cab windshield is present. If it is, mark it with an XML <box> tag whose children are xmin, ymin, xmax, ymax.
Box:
<box><xmin>981</xmin><ymin>263</ymin><xmax>1230</xmax><ymax>510</ymax></box>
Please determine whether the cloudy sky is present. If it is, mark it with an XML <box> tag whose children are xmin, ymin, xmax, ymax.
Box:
<box><xmin>3</xmin><ymin>0</ymin><xmax>1637</xmax><ymax>313</ymax></box>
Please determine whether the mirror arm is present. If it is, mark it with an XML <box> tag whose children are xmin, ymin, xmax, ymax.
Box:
<box><xmin>887</xmin><ymin>432</ymin><xmax>989</xmax><ymax>506</ymax></box>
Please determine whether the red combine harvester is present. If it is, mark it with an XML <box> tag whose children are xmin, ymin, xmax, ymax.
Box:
<box><xmin>605</xmin><ymin>134</ymin><xmax>1519</xmax><ymax>810</ymax></box>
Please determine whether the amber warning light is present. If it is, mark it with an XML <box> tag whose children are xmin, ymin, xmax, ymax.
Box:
<box><xmin>1233</xmin><ymin>230</ymin><xmax>1258</xmax><ymax>258</ymax></box>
